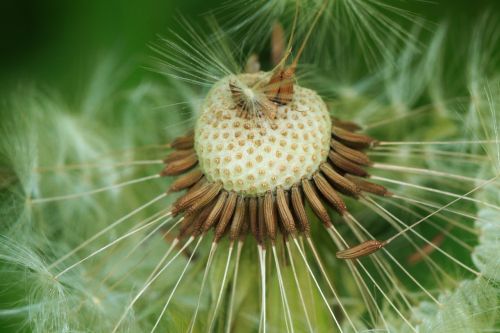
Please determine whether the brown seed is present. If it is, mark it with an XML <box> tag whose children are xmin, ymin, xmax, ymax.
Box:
<box><xmin>168</xmin><ymin>169</ymin><xmax>203</xmax><ymax>192</ymax></box>
<box><xmin>328</xmin><ymin>151</ymin><xmax>368</xmax><ymax>177</ymax></box>
<box><xmin>331</xmin><ymin>140</ymin><xmax>372</xmax><ymax>166</ymax></box>
<box><xmin>344</xmin><ymin>175</ymin><xmax>392</xmax><ymax>197</ymax></box>
<box><xmin>312</xmin><ymin>173</ymin><xmax>347</xmax><ymax>215</ymax></box>
<box><xmin>185</xmin><ymin>182</ymin><xmax>222</xmax><ymax>215</ymax></box>
<box><xmin>301</xmin><ymin>178</ymin><xmax>332</xmax><ymax>226</ymax></box>
<box><xmin>177</xmin><ymin>213</ymin><xmax>198</xmax><ymax>239</ymax></box>
<box><xmin>320</xmin><ymin>163</ymin><xmax>360</xmax><ymax>197</ymax></box>
<box><xmin>265</xmin><ymin>67</ymin><xmax>295</xmax><ymax>106</ymax></box>
<box><xmin>163</xmin><ymin>148</ymin><xmax>196</xmax><ymax>163</ymax></box>
<box><xmin>291</xmin><ymin>185</ymin><xmax>310</xmax><ymax>235</ymax></box>
<box><xmin>276</xmin><ymin>212</ymin><xmax>288</xmax><ymax>238</ymax></box>
<box><xmin>170</xmin><ymin>133</ymin><xmax>195</xmax><ymax>150</ymax></box>
<box><xmin>161</xmin><ymin>153</ymin><xmax>198</xmax><ymax>176</ymax></box>
<box><xmin>229</xmin><ymin>196</ymin><xmax>247</xmax><ymax>242</ymax></box>
<box><xmin>179</xmin><ymin>201</ymin><xmax>214</xmax><ymax>238</ymax></box>
<box><xmin>214</xmin><ymin>192</ymin><xmax>238</xmax><ymax>239</ymax></box>
<box><xmin>187</xmin><ymin>177</ymin><xmax>206</xmax><ymax>193</ymax></box>
<box><xmin>276</xmin><ymin>187</ymin><xmax>297</xmax><ymax>235</ymax></box>
<box><xmin>331</xmin><ymin>117</ymin><xmax>362</xmax><ymax>132</ymax></box>
<box><xmin>239</xmin><ymin>211</ymin><xmax>250</xmax><ymax>241</ymax></box>
<box><xmin>331</xmin><ymin>126</ymin><xmax>376</xmax><ymax>149</ymax></box>
<box><xmin>263</xmin><ymin>191</ymin><xmax>277</xmax><ymax>241</ymax></box>
<box><xmin>257</xmin><ymin>196</ymin><xmax>267</xmax><ymax>244</ymax></box>
<box><xmin>249</xmin><ymin>197</ymin><xmax>259</xmax><ymax>241</ymax></box>
<box><xmin>336</xmin><ymin>240</ymin><xmax>386</xmax><ymax>259</ymax></box>
<box><xmin>172</xmin><ymin>181</ymin><xmax>211</xmax><ymax>215</ymax></box>
<box><xmin>193</xmin><ymin>200</ymin><xmax>219</xmax><ymax>237</ymax></box>
<box><xmin>202</xmin><ymin>191</ymin><xmax>229</xmax><ymax>231</ymax></box>
<box><xmin>271</xmin><ymin>22</ymin><xmax>285</xmax><ymax>66</ymax></box>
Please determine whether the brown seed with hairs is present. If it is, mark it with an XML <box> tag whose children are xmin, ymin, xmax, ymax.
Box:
<box><xmin>331</xmin><ymin>140</ymin><xmax>372</xmax><ymax>166</ymax></box>
<box><xmin>290</xmin><ymin>185</ymin><xmax>310</xmax><ymax>235</ymax></box>
<box><xmin>163</xmin><ymin>148</ymin><xmax>196</xmax><ymax>163</ymax></box>
<box><xmin>271</xmin><ymin>22</ymin><xmax>285</xmax><ymax>66</ymax></box>
<box><xmin>185</xmin><ymin>182</ymin><xmax>223</xmax><ymax>215</ymax></box>
<box><xmin>332</xmin><ymin>126</ymin><xmax>376</xmax><ymax>149</ymax></box>
<box><xmin>345</xmin><ymin>175</ymin><xmax>392</xmax><ymax>197</ymax></box>
<box><xmin>320</xmin><ymin>163</ymin><xmax>360</xmax><ymax>197</ymax></box>
<box><xmin>301</xmin><ymin>178</ymin><xmax>331</xmax><ymax>226</ymax></box>
<box><xmin>263</xmin><ymin>191</ymin><xmax>277</xmax><ymax>241</ymax></box>
<box><xmin>331</xmin><ymin>117</ymin><xmax>362</xmax><ymax>132</ymax></box>
<box><xmin>276</xmin><ymin>186</ymin><xmax>297</xmax><ymax>235</ymax></box>
<box><xmin>229</xmin><ymin>197</ymin><xmax>247</xmax><ymax>241</ymax></box>
<box><xmin>257</xmin><ymin>196</ymin><xmax>267</xmax><ymax>245</ymax></box>
<box><xmin>161</xmin><ymin>153</ymin><xmax>198</xmax><ymax>176</ymax></box>
<box><xmin>202</xmin><ymin>191</ymin><xmax>229</xmax><ymax>231</ymax></box>
<box><xmin>214</xmin><ymin>192</ymin><xmax>238</xmax><ymax>240</ymax></box>
<box><xmin>172</xmin><ymin>181</ymin><xmax>211</xmax><ymax>215</ymax></box>
<box><xmin>248</xmin><ymin>197</ymin><xmax>259</xmax><ymax>241</ymax></box>
<box><xmin>329</xmin><ymin>151</ymin><xmax>368</xmax><ymax>177</ymax></box>
<box><xmin>336</xmin><ymin>240</ymin><xmax>386</xmax><ymax>259</ymax></box>
<box><xmin>312</xmin><ymin>173</ymin><xmax>347</xmax><ymax>215</ymax></box>
<box><xmin>265</xmin><ymin>67</ymin><xmax>295</xmax><ymax>106</ymax></box>
<box><xmin>170</xmin><ymin>133</ymin><xmax>194</xmax><ymax>150</ymax></box>
<box><xmin>168</xmin><ymin>169</ymin><xmax>203</xmax><ymax>192</ymax></box>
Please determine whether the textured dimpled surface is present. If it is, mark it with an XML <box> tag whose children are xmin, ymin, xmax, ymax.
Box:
<box><xmin>195</xmin><ymin>72</ymin><xmax>331</xmax><ymax>196</ymax></box>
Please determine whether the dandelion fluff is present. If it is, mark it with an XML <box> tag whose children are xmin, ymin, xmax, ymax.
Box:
<box><xmin>0</xmin><ymin>2</ymin><xmax>499</xmax><ymax>333</ymax></box>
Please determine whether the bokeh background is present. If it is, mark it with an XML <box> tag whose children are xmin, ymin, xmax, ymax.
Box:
<box><xmin>0</xmin><ymin>0</ymin><xmax>499</xmax><ymax>98</ymax></box>
<box><xmin>0</xmin><ymin>1</ymin><xmax>499</xmax><ymax>332</ymax></box>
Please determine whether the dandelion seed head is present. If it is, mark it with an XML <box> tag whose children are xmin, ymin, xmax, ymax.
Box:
<box><xmin>1</xmin><ymin>2</ymin><xmax>500</xmax><ymax>332</ymax></box>
<box><xmin>195</xmin><ymin>72</ymin><xmax>331</xmax><ymax>195</ymax></box>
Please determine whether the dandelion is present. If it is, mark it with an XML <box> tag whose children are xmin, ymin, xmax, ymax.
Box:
<box><xmin>1</xmin><ymin>1</ymin><xmax>499</xmax><ymax>333</ymax></box>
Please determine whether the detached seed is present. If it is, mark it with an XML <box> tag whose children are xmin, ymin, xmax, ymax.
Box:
<box><xmin>336</xmin><ymin>240</ymin><xmax>386</xmax><ymax>259</ymax></box>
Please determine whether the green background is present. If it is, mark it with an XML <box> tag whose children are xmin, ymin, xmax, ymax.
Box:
<box><xmin>0</xmin><ymin>1</ymin><xmax>499</xmax><ymax>332</ymax></box>
<box><xmin>0</xmin><ymin>0</ymin><xmax>499</xmax><ymax>95</ymax></box>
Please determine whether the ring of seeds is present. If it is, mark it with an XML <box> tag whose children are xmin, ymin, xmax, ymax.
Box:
<box><xmin>161</xmin><ymin>69</ymin><xmax>390</xmax><ymax>247</ymax></box>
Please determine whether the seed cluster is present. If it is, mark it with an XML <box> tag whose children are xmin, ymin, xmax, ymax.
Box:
<box><xmin>194</xmin><ymin>73</ymin><xmax>331</xmax><ymax>196</ymax></box>
<box><xmin>160</xmin><ymin>90</ymin><xmax>390</xmax><ymax>245</ymax></box>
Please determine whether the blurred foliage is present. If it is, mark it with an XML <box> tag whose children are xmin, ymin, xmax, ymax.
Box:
<box><xmin>0</xmin><ymin>0</ymin><xmax>499</xmax><ymax>98</ymax></box>
<box><xmin>0</xmin><ymin>1</ymin><xmax>499</xmax><ymax>332</ymax></box>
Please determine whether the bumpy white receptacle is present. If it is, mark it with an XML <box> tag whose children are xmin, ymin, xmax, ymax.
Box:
<box><xmin>195</xmin><ymin>72</ymin><xmax>331</xmax><ymax>196</ymax></box>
